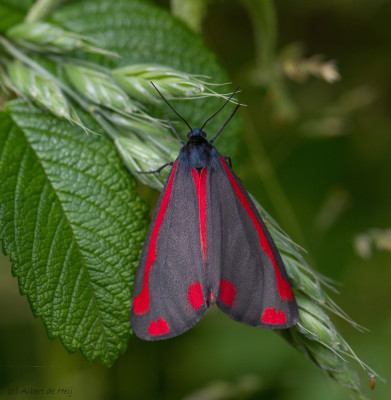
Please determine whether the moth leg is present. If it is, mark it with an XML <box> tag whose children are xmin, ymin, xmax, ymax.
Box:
<box><xmin>136</xmin><ymin>162</ymin><xmax>174</xmax><ymax>175</ymax></box>
<box><xmin>223</xmin><ymin>155</ymin><xmax>232</xmax><ymax>168</ymax></box>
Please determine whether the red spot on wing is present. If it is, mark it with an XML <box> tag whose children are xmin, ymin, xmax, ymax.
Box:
<box><xmin>219</xmin><ymin>279</ymin><xmax>237</xmax><ymax>307</ymax></box>
<box><xmin>220</xmin><ymin>157</ymin><xmax>293</xmax><ymax>301</ymax></box>
<box><xmin>187</xmin><ymin>282</ymin><xmax>204</xmax><ymax>310</ymax></box>
<box><xmin>133</xmin><ymin>162</ymin><xmax>178</xmax><ymax>315</ymax></box>
<box><xmin>261</xmin><ymin>307</ymin><xmax>287</xmax><ymax>324</ymax></box>
<box><xmin>148</xmin><ymin>318</ymin><xmax>170</xmax><ymax>336</ymax></box>
<box><xmin>191</xmin><ymin>167</ymin><xmax>208</xmax><ymax>264</ymax></box>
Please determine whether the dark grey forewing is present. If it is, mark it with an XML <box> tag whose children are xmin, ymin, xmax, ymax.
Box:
<box><xmin>130</xmin><ymin>162</ymin><xmax>208</xmax><ymax>340</ymax></box>
<box><xmin>207</xmin><ymin>159</ymin><xmax>298</xmax><ymax>328</ymax></box>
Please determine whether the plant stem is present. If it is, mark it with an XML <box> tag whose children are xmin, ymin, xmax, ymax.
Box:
<box><xmin>240</xmin><ymin>0</ymin><xmax>304</xmax><ymax>243</ymax></box>
<box><xmin>25</xmin><ymin>0</ymin><xmax>66</xmax><ymax>22</ymax></box>
<box><xmin>242</xmin><ymin>0</ymin><xmax>296</xmax><ymax>120</ymax></box>
<box><xmin>242</xmin><ymin>0</ymin><xmax>277</xmax><ymax>70</ymax></box>
<box><xmin>242</xmin><ymin>108</ymin><xmax>307</xmax><ymax>248</ymax></box>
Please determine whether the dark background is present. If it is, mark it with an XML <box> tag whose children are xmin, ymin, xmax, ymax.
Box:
<box><xmin>1</xmin><ymin>0</ymin><xmax>390</xmax><ymax>399</ymax></box>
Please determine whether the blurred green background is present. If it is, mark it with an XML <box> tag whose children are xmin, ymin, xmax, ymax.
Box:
<box><xmin>1</xmin><ymin>0</ymin><xmax>390</xmax><ymax>399</ymax></box>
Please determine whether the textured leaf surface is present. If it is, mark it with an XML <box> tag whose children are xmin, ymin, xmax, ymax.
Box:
<box><xmin>53</xmin><ymin>0</ymin><xmax>241</xmax><ymax>159</ymax></box>
<box><xmin>0</xmin><ymin>101</ymin><xmax>148</xmax><ymax>365</ymax></box>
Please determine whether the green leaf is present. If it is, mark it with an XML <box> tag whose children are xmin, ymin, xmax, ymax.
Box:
<box><xmin>0</xmin><ymin>101</ymin><xmax>148</xmax><ymax>365</ymax></box>
<box><xmin>0</xmin><ymin>0</ymin><xmax>32</xmax><ymax>32</ymax></box>
<box><xmin>52</xmin><ymin>0</ymin><xmax>241</xmax><ymax>160</ymax></box>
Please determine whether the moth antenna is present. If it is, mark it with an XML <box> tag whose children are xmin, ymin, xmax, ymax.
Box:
<box><xmin>150</xmin><ymin>81</ymin><xmax>193</xmax><ymax>132</ymax></box>
<box><xmin>210</xmin><ymin>103</ymin><xmax>241</xmax><ymax>144</ymax></box>
<box><xmin>200</xmin><ymin>87</ymin><xmax>240</xmax><ymax>131</ymax></box>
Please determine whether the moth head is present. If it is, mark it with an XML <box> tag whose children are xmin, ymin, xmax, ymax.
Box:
<box><xmin>187</xmin><ymin>127</ymin><xmax>207</xmax><ymax>139</ymax></box>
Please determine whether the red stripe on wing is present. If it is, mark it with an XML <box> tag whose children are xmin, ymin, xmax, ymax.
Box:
<box><xmin>191</xmin><ymin>167</ymin><xmax>208</xmax><ymax>264</ymax></box>
<box><xmin>220</xmin><ymin>156</ymin><xmax>293</xmax><ymax>301</ymax></box>
<box><xmin>133</xmin><ymin>161</ymin><xmax>178</xmax><ymax>315</ymax></box>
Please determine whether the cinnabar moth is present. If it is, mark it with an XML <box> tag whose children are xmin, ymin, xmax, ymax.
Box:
<box><xmin>130</xmin><ymin>85</ymin><xmax>299</xmax><ymax>340</ymax></box>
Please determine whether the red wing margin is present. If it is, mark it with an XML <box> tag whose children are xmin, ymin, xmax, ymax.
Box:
<box><xmin>208</xmin><ymin>157</ymin><xmax>298</xmax><ymax>328</ymax></box>
<box><xmin>130</xmin><ymin>161</ymin><xmax>209</xmax><ymax>340</ymax></box>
